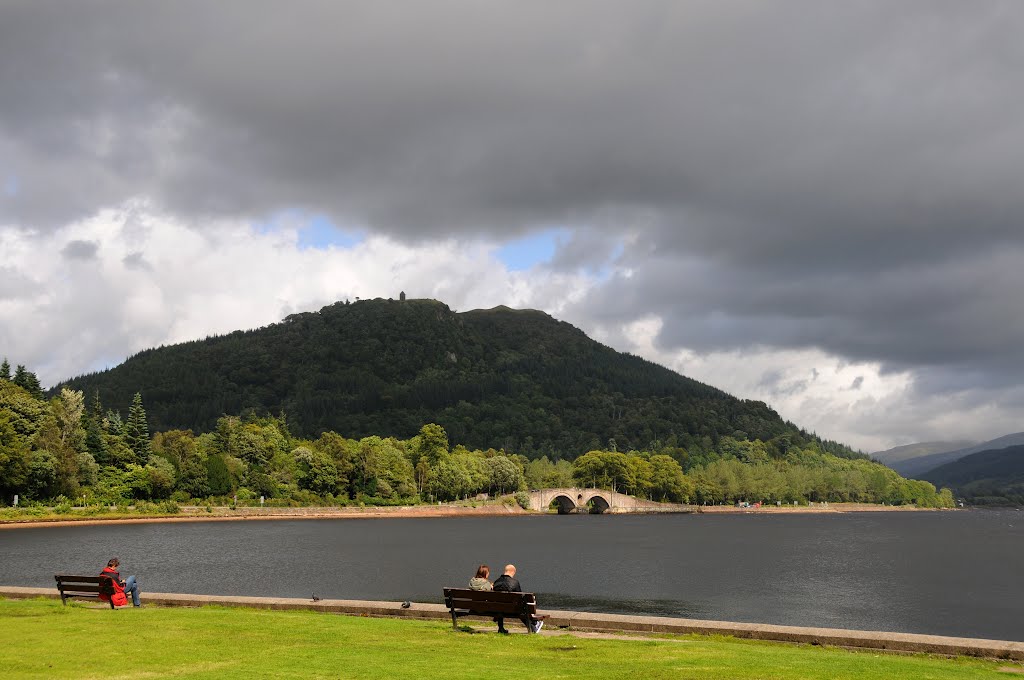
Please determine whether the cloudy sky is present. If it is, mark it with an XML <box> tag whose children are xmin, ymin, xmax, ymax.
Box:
<box><xmin>2</xmin><ymin>1</ymin><xmax>1023</xmax><ymax>452</ymax></box>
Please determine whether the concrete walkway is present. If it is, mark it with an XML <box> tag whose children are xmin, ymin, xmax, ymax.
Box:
<box><xmin>3</xmin><ymin>586</ymin><xmax>1021</xmax><ymax>661</ymax></box>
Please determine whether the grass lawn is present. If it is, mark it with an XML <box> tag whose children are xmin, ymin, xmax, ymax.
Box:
<box><xmin>0</xmin><ymin>598</ymin><xmax>1016</xmax><ymax>679</ymax></box>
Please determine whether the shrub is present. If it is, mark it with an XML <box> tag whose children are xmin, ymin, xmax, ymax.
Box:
<box><xmin>514</xmin><ymin>491</ymin><xmax>531</xmax><ymax>510</ymax></box>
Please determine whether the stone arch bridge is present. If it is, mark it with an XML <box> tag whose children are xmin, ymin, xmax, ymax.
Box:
<box><xmin>527</xmin><ymin>488</ymin><xmax>690</xmax><ymax>514</ymax></box>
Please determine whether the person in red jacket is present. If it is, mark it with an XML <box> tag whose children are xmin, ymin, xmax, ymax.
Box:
<box><xmin>100</xmin><ymin>557</ymin><xmax>141</xmax><ymax>607</ymax></box>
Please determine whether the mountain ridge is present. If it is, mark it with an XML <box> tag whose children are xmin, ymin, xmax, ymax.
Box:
<box><xmin>872</xmin><ymin>440</ymin><xmax>977</xmax><ymax>466</ymax></box>
<box><xmin>888</xmin><ymin>432</ymin><xmax>1024</xmax><ymax>478</ymax></box>
<box><xmin>922</xmin><ymin>445</ymin><xmax>1024</xmax><ymax>505</ymax></box>
<box><xmin>54</xmin><ymin>297</ymin><xmax>861</xmax><ymax>461</ymax></box>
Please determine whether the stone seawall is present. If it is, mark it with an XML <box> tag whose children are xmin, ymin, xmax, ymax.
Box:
<box><xmin>2</xmin><ymin>586</ymin><xmax>1021</xmax><ymax>660</ymax></box>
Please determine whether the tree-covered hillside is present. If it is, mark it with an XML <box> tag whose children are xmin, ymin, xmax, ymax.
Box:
<box><xmin>923</xmin><ymin>445</ymin><xmax>1024</xmax><ymax>506</ymax></box>
<box><xmin>54</xmin><ymin>298</ymin><xmax>860</xmax><ymax>462</ymax></box>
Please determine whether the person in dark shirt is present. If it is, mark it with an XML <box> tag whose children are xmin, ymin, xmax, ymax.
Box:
<box><xmin>492</xmin><ymin>564</ymin><xmax>543</xmax><ymax>633</ymax></box>
<box><xmin>100</xmin><ymin>557</ymin><xmax>141</xmax><ymax>607</ymax></box>
<box><xmin>492</xmin><ymin>564</ymin><xmax>521</xmax><ymax>593</ymax></box>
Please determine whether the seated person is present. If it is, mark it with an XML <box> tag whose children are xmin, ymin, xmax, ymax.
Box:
<box><xmin>492</xmin><ymin>564</ymin><xmax>543</xmax><ymax>633</ymax></box>
<box><xmin>100</xmin><ymin>557</ymin><xmax>141</xmax><ymax>607</ymax></box>
<box><xmin>469</xmin><ymin>564</ymin><xmax>492</xmax><ymax>590</ymax></box>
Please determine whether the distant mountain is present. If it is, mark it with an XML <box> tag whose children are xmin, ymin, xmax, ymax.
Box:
<box><xmin>890</xmin><ymin>433</ymin><xmax>1024</xmax><ymax>478</ymax></box>
<box><xmin>872</xmin><ymin>440</ymin><xmax>976</xmax><ymax>467</ymax></box>
<box><xmin>52</xmin><ymin>298</ymin><xmax>861</xmax><ymax>460</ymax></box>
<box><xmin>922</xmin><ymin>445</ymin><xmax>1024</xmax><ymax>506</ymax></box>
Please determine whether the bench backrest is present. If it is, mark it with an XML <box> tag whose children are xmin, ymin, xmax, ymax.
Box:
<box><xmin>443</xmin><ymin>588</ymin><xmax>538</xmax><ymax>617</ymax></box>
<box><xmin>55</xmin><ymin>574</ymin><xmax>116</xmax><ymax>596</ymax></box>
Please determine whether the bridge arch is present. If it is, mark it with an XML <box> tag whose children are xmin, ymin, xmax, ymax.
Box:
<box><xmin>549</xmin><ymin>494</ymin><xmax>578</xmax><ymax>514</ymax></box>
<box><xmin>586</xmin><ymin>494</ymin><xmax>610</xmax><ymax>514</ymax></box>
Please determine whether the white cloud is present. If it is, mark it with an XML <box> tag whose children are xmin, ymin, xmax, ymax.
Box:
<box><xmin>0</xmin><ymin>202</ymin><xmax>592</xmax><ymax>388</ymax></box>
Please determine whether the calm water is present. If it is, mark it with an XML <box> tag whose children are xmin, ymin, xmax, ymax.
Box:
<box><xmin>2</xmin><ymin>510</ymin><xmax>1022</xmax><ymax>641</ymax></box>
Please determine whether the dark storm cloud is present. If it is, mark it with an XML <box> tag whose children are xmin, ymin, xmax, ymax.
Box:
<box><xmin>122</xmin><ymin>251</ymin><xmax>151</xmax><ymax>271</ymax></box>
<box><xmin>2</xmin><ymin>0</ymin><xmax>1024</xmax><ymax>403</ymax></box>
<box><xmin>60</xmin><ymin>240</ymin><xmax>99</xmax><ymax>260</ymax></box>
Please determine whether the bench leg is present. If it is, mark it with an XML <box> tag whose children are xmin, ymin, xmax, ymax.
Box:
<box><xmin>449</xmin><ymin>609</ymin><xmax>459</xmax><ymax>631</ymax></box>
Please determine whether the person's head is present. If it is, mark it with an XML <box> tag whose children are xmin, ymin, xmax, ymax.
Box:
<box><xmin>474</xmin><ymin>564</ymin><xmax>490</xmax><ymax>579</ymax></box>
<box><xmin>107</xmin><ymin>558</ymin><xmax>119</xmax><ymax>568</ymax></box>
<box><xmin>503</xmin><ymin>564</ymin><xmax>516</xmax><ymax>577</ymax></box>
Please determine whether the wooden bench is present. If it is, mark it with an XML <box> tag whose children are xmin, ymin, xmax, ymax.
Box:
<box><xmin>443</xmin><ymin>588</ymin><xmax>548</xmax><ymax>633</ymax></box>
<box><xmin>55</xmin><ymin>575</ymin><xmax>118</xmax><ymax>608</ymax></box>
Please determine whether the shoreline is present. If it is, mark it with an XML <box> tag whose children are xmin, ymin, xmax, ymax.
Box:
<box><xmin>696</xmin><ymin>502</ymin><xmax>949</xmax><ymax>514</ymax></box>
<box><xmin>0</xmin><ymin>501</ymin><xmax>950</xmax><ymax>529</ymax></box>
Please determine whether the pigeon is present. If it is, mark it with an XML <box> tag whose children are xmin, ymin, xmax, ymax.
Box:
<box><xmin>312</xmin><ymin>594</ymin><xmax>321</xmax><ymax>602</ymax></box>
<box><xmin>401</xmin><ymin>601</ymin><xmax>411</xmax><ymax>609</ymax></box>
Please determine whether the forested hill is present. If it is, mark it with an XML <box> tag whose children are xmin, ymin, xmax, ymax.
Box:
<box><xmin>54</xmin><ymin>298</ymin><xmax>859</xmax><ymax>460</ymax></box>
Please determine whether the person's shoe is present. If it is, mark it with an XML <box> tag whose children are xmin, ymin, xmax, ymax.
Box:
<box><xmin>533</xmin><ymin>620</ymin><xmax>544</xmax><ymax>633</ymax></box>
<box><xmin>498</xmin><ymin>628</ymin><xmax>509</xmax><ymax>635</ymax></box>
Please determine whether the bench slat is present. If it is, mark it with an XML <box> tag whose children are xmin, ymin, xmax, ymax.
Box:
<box><xmin>443</xmin><ymin>588</ymin><xmax>534</xmax><ymax>603</ymax></box>
<box><xmin>56</xmin><ymin>575</ymin><xmax>107</xmax><ymax>584</ymax></box>
<box><xmin>450</xmin><ymin>601</ymin><xmax>533</xmax><ymax>615</ymax></box>
<box><xmin>58</xmin><ymin>585</ymin><xmax>108</xmax><ymax>594</ymax></box>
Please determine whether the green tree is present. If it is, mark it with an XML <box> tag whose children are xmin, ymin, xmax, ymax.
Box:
<box><xmin>12</xmin><ymin>365</ymin><xmax>43</xmax><ymax>400</ymax></box>
<box><xmin>415</xmin><ymin>423</ymin><xmax>449</xmax><ymax>466</ymax></box>
<box><xmin>313</xmin><ymin>432</ymin><xmax>355</xmax><ymax>493</ymax></box>
<box><xmin>427</xmin><ymin>457</ymin><xmax>471</xmax><ymax>501</ymax></box>
<box><xmin>625</xmin><ymin>455</ymin><xmax>654</xmax><ymax>498</ymax></box>
<box><xmin>0</xmin><ymin>380</ymin><xmax>47</xmax><ymax>438</ymax></box>
<box><xmin>207</xmin><ymin>454</ymin><xmax>233</xmax><ymax>495</ymax></box>
<box><xmin>124</xmin><ymin>463</ymin><xmax>151</xmax><ymax>499</ymax></box>
<box><xmin>76</xmin><ymin>451</ymin><xmax>99</xmax><ymax>487</ymax></box>
<box><xmin>0</xmin><ymin>412</ymin><xmax>31</xmax><ymax>503</ymax></box>
<box><xmin>124</xmin><ymin>393</ymin><xmax>152</xmax><ymax>465</ymax></box>
<box><xmin>145</xmin><ymin>457</ymin><xmax>177</xmax><ymax>499</ymax></box>
<box><xmin>485</xmin><ymin>455</ymin><xmax>524</xmax><ymax>495</ymax></box>
<box><xmin>294</xmin><ymin>446</ymin><xmax>339</xmax><ymax>496</ymax></box>
<box><xmin>25</xmin><ymin>451</ymin><xmax>59</xmax><ymax>499</ymax></box>
<box><xmin>83</xmin><ymin>390</ymin><xmax>108</xmax><ymax>465</ymax></box>
<box><xmin>0</xmin><ymin>358</ymin><xmax>10</xmax><ymax>381</ymax></box>
<box><xmin>649</xmin><ymin>454</ymin><xmax>689</xmax><ymax>502</ymax></box>
<box><xmin>32</xmin><ymin>390</ymin><xmax>87</xmax><ymax>497</ymax></box>
<box><xmin>572</xmin><ymin>450</ymin><xmax>610</xmax><ymax>488</ymax></box>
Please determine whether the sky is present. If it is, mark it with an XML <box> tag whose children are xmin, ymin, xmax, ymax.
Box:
<box><xmin>2</xmin><ymin>1</ymin><xmax>1023</xmax><ymax>452</ymax></box>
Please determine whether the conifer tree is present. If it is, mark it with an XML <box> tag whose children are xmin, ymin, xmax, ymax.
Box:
<box><xmin>12</xmin><ymin>365</ymin><xmax>43</xmax><ymax>400</ymax></box>
<box><xmin>124</xmin><ymin>392</ymin><xmax>152</xmax><ymax>464</ymax></box>
<box><xmin>84</xmin><ymin>390</ymin><xmax>108</xmax><ymax>465</ymax></box>
<box><xmin>0</xmin><ymin>358</ymin><xmax>10</xmax><ymax>381</ymax></box>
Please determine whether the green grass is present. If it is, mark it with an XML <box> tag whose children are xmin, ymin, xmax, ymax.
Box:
<box><xmin>0</xmin><ymin>598</ymin><xmax>1015</xmax><ymax>679</ymax></box>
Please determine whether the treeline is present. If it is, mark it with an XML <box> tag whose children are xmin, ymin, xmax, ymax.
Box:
<box><xmin>567</xmin><ymin>444</ymin><xmax>953</xmax><ymax>507</ymax></box>
<box><xmin>2</xmin><ymin>368</ymin><xmax>952</xmax><ymax>508</ymax></box>
<box><xmin>1</xmin><ymin>374</ymin><xmax>529</xmax><ymax>505</ymax></box>
<box><xmin>53</xmin><ymin>298</ymin><xmax>868</xmax><ymax>462</ymax></box>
